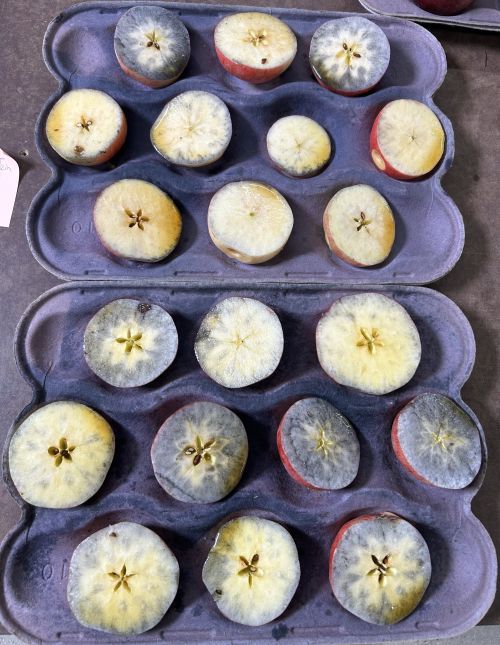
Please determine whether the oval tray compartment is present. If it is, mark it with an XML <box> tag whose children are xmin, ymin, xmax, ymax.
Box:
<box><xmin>29</xmin><ymin>1</ymin><xmax>463</xmax><ymax>285</ymax></box>
<box><xmin>0</xmin><ymin>281</ymin><xmax>496</xmax><ymax>643</ymax></box>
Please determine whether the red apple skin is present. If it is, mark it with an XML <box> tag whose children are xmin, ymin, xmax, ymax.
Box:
<box><xmin>276</xmin><ymin>421</ymin><xmax>323</xmax><ymax>490</ymax></box>
<box><xmin>312</xmin><ymin>67</ymin><xmax>380</xmax><ymax>97</ymax></box>
<box><xmin>369</xmin><ymin>112</ymin><xmax>417</xmax><ymax>181</ymax></box>
<box><xmin>116</xmin><ymin>57</ymin><xmax>183</xmax><ymax>89</ymax></box>
<box><xmin>215</xmin><ymin>46</ymin><xmax>292</xmax><ymax>84</ymax></box>
<box><xmin>322</xmin><ymin>212</ymin><xmax>367</xmax><ymax>268</ymax></box>
<box><xmin>414</xmin><ymin>0</ymin><xmax>474</xmax><ymax>15</ymax></box>
<box><xmin>391</xmin><ymin>405</ymin><xmax>434</xmax><ymax>486</ymax></box>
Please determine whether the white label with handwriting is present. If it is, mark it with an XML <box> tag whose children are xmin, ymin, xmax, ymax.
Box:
<box><xmin>0</xmin><ymin>149</ymin><xmax>19</xmax><ymax>227</ymax></box>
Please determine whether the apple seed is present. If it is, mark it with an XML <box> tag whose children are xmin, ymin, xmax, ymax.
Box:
<box><xmin>238</xmin><ymin>553</ymin><xmax>261</xmax><ymax>587</ymax></box>
<box><xmin>125</xmin><ymin>207</ymin><xmax>150</xmax><ymax>230</ymax></box>
<box><xmin>367</xmin><ymin>554</ymin><xmax>397</xmax><ymax>587</ymax></box>
<box><xmin>115</xmin><ymin>328</ymin><xmax>143</xmax><ymax>353</ymax></box>
<box><xmin>108</xmin><ymin>563</ymin><xmax>136</xmax><ymax>592</ymax></box>
<box><xmin>47</xmin><ymin>437</ymin><xmax>76</xmax><ymax>467</ymax></box>
<box><xmin>356</xmin><ymin>327</ymin><xmax>384</xmax><ymax>354</ymax></box>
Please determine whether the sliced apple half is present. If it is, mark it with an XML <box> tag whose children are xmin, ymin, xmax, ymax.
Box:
<box><xmin>316</xmin><ymin>293</ymin><xmax>421</xmax><ymax>395</ymax></box>
<box><xmin>370</xmin><ymin>99</ymin><xmax>445</xmax><ymax>179</ymax></box>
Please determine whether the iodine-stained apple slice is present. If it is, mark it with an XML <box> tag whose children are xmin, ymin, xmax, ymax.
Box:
<box><xmin>309</xmin><ymin>17</ymin><xmax>390</xmax><ymax>96</ymax></box>
<box><xmin>208</xmin><ymin>181</ymin><xmax>294</xmax><ymax>264</ymax></box>
<box><xmin>84</xmin><ymin>299</ymin><xmax>178</xmax><ymax>388</ymax></box>
<box><xmin>266</xmin><ymin>116</ymin><xmax>332</xmax><ymax>178</ymax></box>
<box><xmin>195</xmin><ymin>297</ymin><xmax>284</xmax><ymax>388</ymax></box>
<box><xmin>67</xmin><ymin>522</ymin><xmax>179</xmax><ymax>635</ymax></box>
<box><xmin>151</xmin><ymin>90</ymin><xmax>232</xmax><ymax>167</ymax></box>
<box><xmin>202</xmin><ymin>516</ymin><xmax>300</xmax><ymax>625</ymax></box>
<box><xmin>277</xmin><ymin>398</ymin><xmax>360</xmax><ymax>490</ymax></box>
<box><xmin>214</xmin><ymin>12</ymin><xmax>297</xmax><ymax>84</ymax></box>
<box><xmin>392</xmin><ymin>393</ymin><xmax>482</xmax><ymax>489</ymax></box>
<box><xmin>323</xmin><ymin>184</ymin><xmax>395</xmax><ymax>267</ymax></box>
<box><xmin>114</xmin><ymin>5</ymin><xmax>190</xmax><ymax>88</ymax></box>
<box><xmin>45</xmin><ymin>89</ymin><xmax>127</xmax><ymax>166</ymax></box>
<box><xmin>370</xmin><ymin>99</ymin><xmax>445</xmax><ymax>179</ymax></box>
<box><xmin>329</xmin><ymin>513</ymin><xmax>431</xmax><ymax>625</ymax></box>
<box><xmin>316</xmin><ymin>293</ymin><xmax>421</xmax><ymax>395</ymax></box>
<box><xmin>8</xmin><ymin>401</ymin><xmax>114</xmax><ymax>508</ymax></box>
<box><xmin>151</xmin><ymin>401</ymin><xmax>248</xmax><ymax>503</ymax></box>
<box><xmin>93</xmin><ymin>179</ymin><xmax>182</xmax><ymax>263</ymax></box>
<box><xmin>415</xmin><ymin>0</ymin><xmax>475</xmax><ymax>15</ymax></box>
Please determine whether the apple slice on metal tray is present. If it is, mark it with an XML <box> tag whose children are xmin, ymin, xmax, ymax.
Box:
<box><xmin>195</xmin><ymin>297</ymin><xmax>284</xmax><ymax>388</ymax></box>
<box><xmin>266</xmin><ymin>115</ymin><xmax>332</xmax><ymax>178</ymax></box>
<box><xmin>370</xmin><ymin>99</ymin><xmax>445</xmax><ymax>180</ymax></box>
<box><xmin>392</xmin><ymin>393</ymin><xmax>482</xmax><ymax>489</ymax></box>
<box><xmin>202</xmin><ymin>516</ymin><xmax>300</xmax><ymax>625</ymax></box>
<box><xmin>214</xmin><ymin>12</ymin><xmax>297</xmax><ymax>84</ymax></box>
<box><xmin>84</xmin><ymin>299</ymin><xmax>178</xmax><ymax>388</ymax></box>
<box><xmin>277</xmin><ymin>397</ymin><xmax>360</xmax><ymax>490</ymax></box>
<box><xmin>316</xmin><ymin>293</ymin><xmax>421</xmax><ymax>395</ymax></box>
<box><xmin>309</xmin><ymin>17</ymin><xmax>390</xmax><ymax>95</ymax></box>
<box><xmin>151</xmin><ymin>90</ymin><xmax>232</xmax><ymax>167</ymax></box>
<box><xmin>67</xmin><ymin>522</ymin><xmax>179</xmax><ymax>635</ymax></box>
<box><xmin>323</xmin><ymin>184</ymin><xmax>395</xmax><ymax>267</ymax></box>
<box><xmin>329</xmin><ymin>513</ymin><xmax>432</xmax><ymax>624</ymax></box>
<box><xmin>114</xmin><ymin>5</ymin><xmax>190</xmax><ymax>88</ymax></box>
<box><xmin>151</xmin><ymin>401</ymin><xmax>248</xmax><ymax>503</ymax></box>
<box><xmin>208</xmin><ymin>181</ymin><xmax>294</xmax><ymax>264</ymax></box>
<box><xmin>45</xmin><ymin>89</ymin><xmax>127</xmax><ymax>166</ymax></box>
<box><xmin>93</xmin><ymin>179</ymin><xmax>182</xmax><ymax>263</ymax></box>
<box><xmin>8</xmin><ymin>401</ymin><xmax>115</xmax><ymax>508</ymax></box>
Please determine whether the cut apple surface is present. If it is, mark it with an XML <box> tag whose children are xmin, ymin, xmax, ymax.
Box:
<box><xmin>84</xmin><ymin>298</ymin><xmax>178</xmax><ymax>388</ymax></box>
<box><xmin>370</xmin><ymin>99</ymin><xmax>445</xmax><ymax>179</ymax></box>
<box><xmin>202</xmin><ymin>516</ymin><xmax>300</xmax><ymax>625</ymax></box>
<box><xmin>214</xmin><ymin>12</ymin><xmax>297</xmax><ymax>84</ymax></box>
<box><xmin>415</xmin><ymin>0</ymin><xmax>474</xmax><ymax>15</ymax></box>
<box><xmin>330</xmin><ymin>513</ymin><xmax>431</xmax><ymax>625</ymax></box>
<box><xmin>266</xmin><ymin>116</ymin><xmax>332</xmax><ymax>178</ymax></box>
<box><xmin>67</xmin><ymin>522</ymin><xmax>179</xmax><ymax>635</ymax></box>
<box><xmin>151</xmin><ymin>90</ymin><xmax>232</xmax><ymax>167</ymax></box>
<box><xmin>277</xmin><ymin>397</ymin><xmax>360</xmax><ymax>490</ymax></box>
<box><xmin>195</xmin><ymin>297</ymin><xmax>284</xmax><ymax>388</ymax></box>
<box><xmin>151</xmin><ymin>401</ymin><xmax>248</xmax><ymax>503</ymax></box>
<box><xmin>316</xmin><ymin>293</ymin><xmax>421</xmax><ymax>395</ymax></box>
<box><xmin>392</xmin><ymin>393</ymin><xmax>482</xmax><ymax>489</ymax></box>
<box><xmin>45</xmin><ymin>89</ymin><xmax>127</xmax><ymax>166</ymax></box>
<box><xmin>114</xmin><ymin>5</ymin><xmax>190</xmax><ymax>88</ymax></box>
<box><xmin>323</xmin><ymin>184</ymin><xmax>395</xmax><ymax>267</ymax></box>
<box><xmin>208</xmin><ymin>181</ymin><xmax>294</xmax><ymax>264</ymax></box>
<box><xmin>8</xmin><ymin>401</ymin><xmax>114</xmax><ymax>508</ymax></box>
<box><xmin>309</xmin><ymin>17</ymin><xmax>390</xmax><ymax>95</ymax></box>
<box><xmin>93</xmin><ymin>179</ymin><xmax>182</xmax><ymax>262</ymax></box>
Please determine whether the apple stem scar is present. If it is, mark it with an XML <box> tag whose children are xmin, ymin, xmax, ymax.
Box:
<box><xmin>367</xmin><ymin>554</ymin><xmax>397</xmax><ymax>587</ymax></box>
<box><xmin>115</xmin><ymin>328</ymin><xmax>143</xmax><ymax>353</ymax></box>
<box><xmin>354</xmin><ymin>211</ymin><xmax>371</xmax><ymax>232</ymax></box>
<box><xmin>356</xmin><ymin>327</ymin><xmax>384</xmax><ymax>354</ymax></box>
<box><xmin>108</xmin><ymin>563</ymin><xmax>136</xmax><ymax>592</ymax></box>
<box><xmin>238</xmin><ymin>553</ymin><xmax>260</xmax><ymax>587</ymax></box>
<box><xmin>183</xmin><ymin>436</ymin><xmax>216</xmax><ymax>466</ymax></box>
<box><xmin>47</xmin><ymin>437</ymin><xmax>76</xmax><ymax>467</ymax></box>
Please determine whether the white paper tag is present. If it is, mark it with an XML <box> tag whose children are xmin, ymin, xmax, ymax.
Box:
<box><xmin>0</xmin><ymin>149</ymin><xmax>19</xmax><ymax>227</ymax></box>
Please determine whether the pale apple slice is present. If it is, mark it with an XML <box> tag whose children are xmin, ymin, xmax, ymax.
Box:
<box><xmin>151</xmin><ymin>90</ymin><xmax>232</xmax><ymax>167</ymax></box>
<box><xmin>266</xmin><ymin>116</ymin><xmax>332</xmax><ymax>178</ymax></box>
<box><xmin>309</xmin><ymin>17</ymin><xmax>390</xmax><ymax>95</ymax></box>
<box><xmin>392</xmin><ymin>393</ymin><xmax>482</xmax><ymax>489</ymax></box>
<box><xmin>151</xmin><ymin>401</ymin><xmax>248</xmax><ymax>503</ymax></box>
<box><xmin>370</xmin><ymin>99</ymin><xmax>445</xmax><ymax>179</ymax></box>
<box><xmin>202</xmin><ymin>516</ymin><xmax>300</xmax><ymax>625</ymax></box>
<box><xmin>214</xmin><ymin>12</ymin><xmax>297</xmax><ymax>84</ymax></box>
<box><xmin>67</xmin><ymin>522</ymin><xmax>179</xmax><ymax>635</ymax></box>
<box><xmin>194</xmin><ymin>297</ymin><xmax>284</xmax><ymax>388</ymax></box>
<box><xmin>330</xmin><ymin>513</ymin><xmax>431</xmax><ymax>625</ymax></box>
<box><xmin>323</xmin><ymin>184</ymin><xmax>395</xmax><ymax>267</ymax></box>
<box><xmin>84</xmin><ymin>299</ymin><xmax>178</xmax><ymax>388</ymax></box>
<box><xmin>93</xmin><ymin>179</ymin><xmax>182</xmax><ymax>262</ymax></box>
<box><xmin>114</xmin><ymin>5</ymin><xmax>190</xmax><ymax>88</ymax></box>
<box><xmin>208</xmin><ymin>181</ymin><xmax>293</xmax><ymax>264</ymax></box>
<box><xmin>8</xmin><ymin>401</ymin><xmax>114</xmax><ymax>508</ymax></box>
<box><xmin>316</xmin><ymin>293</ymin><xmax>421</xmax><ymax>395</ymax></box>
<box><xmin>45</xmin><ymin>89</ymin><xmax>127</xmax><ymax>165</ymax></box>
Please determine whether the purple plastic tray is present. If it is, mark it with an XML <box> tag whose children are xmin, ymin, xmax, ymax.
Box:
<box><xmin>359</xmin><ymin>0</ymin><xmax>500</xmax><ymax>32</ymax></box>
<box><xmin>28</xmin><ymin>1</ymin><xmax>464</xmax><ymax>285</ymax></box>
<box><xmin>0</xmin><ymin>281</ymin><xmax>496</xmax><ymax>643</ymax></box>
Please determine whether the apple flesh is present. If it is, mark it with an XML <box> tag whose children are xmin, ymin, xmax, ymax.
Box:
<box><xmin>415</xmin><ymin>0</ymin><xmax>474</xmax><ymax>15</ymax></box>
<box><xmin>370</xmin><ymin>99</ymin><xmax>445</xmax><ymax>180</ymax></box>
<box><xmin>214</xmin><ymin>12</ymin><xmax>297</xmax><ymax>84</ymax></box>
